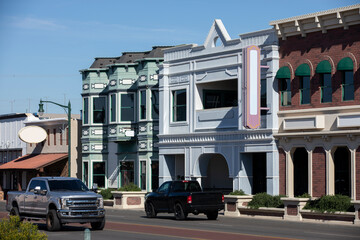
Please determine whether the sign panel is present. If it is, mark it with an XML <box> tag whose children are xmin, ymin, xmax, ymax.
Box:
<box><xmin>244</xmin><ymin>45</ymin><xmax>260</xmax><ymax>129</ymax></box>
<box><xmin>18</xmin><ymin>126</ymin><xmax>47</xmax><ymax>143</ymax></box>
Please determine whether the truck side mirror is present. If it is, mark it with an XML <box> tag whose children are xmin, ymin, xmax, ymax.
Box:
<box><xmin>34</xmin><ymin>186</ymin><xmax>41</xmax><ymax>194</ymax></box>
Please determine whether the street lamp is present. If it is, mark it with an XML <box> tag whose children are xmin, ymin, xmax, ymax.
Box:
<box><xmin>38</xmin><ymin>99</ymin><xmax>72</xmax><ymax>177</ymax></box>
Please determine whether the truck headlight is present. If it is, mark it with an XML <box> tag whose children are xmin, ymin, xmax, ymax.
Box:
<box><xmin>60</xmin><ymin>198</ymin><xmax>70</xmax><ymax>209</ymax></box>
<box><xmin>96</xmin><ymin>197</ymin><xmax>104</xmax><ymax>208</ymax></box>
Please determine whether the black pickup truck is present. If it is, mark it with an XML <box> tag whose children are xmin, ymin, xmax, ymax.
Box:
<box><xmin>144</xmin><ymin>180</ymin><xmax>224</xmax><ymax>220</ymax></box>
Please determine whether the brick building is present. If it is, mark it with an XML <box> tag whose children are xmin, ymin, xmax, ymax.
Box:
<box><xmin>270</xmin><ymin>4</ymin><xmax>360</xmax><ymax>199</ymax></box>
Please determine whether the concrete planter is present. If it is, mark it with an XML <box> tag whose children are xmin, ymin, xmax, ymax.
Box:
<box><xmin>281</xmin><ymin>197</ymin><xmax>309</xmax><ymax>221</ymax></box>
<box><xmin>111</xmin><ymin>191</ymin><xmax>146</xmax><ymax>209</ymax></box>
<box><xmin>238</xmin><ymin>206</ymin><xmax>285</xmax><ymax>218</ymax></box>
<box><xmin>224</xmin><ymin>195</ymin><xmax>253</xmax><ymax>216</ymax></box>
<box><xmin>300</xmin><ymin>209</ymin><xmax>355</xmax><ymax>223</ymax></box>
<box><xmin>104</xmin><ymin>199</ymin><xmax>114</xmax><ymax>207</ymax></box>
<box><xmin>351</xmin><ymin>201</ymin><xmax>360</xmax><ymax>225</ymax></box>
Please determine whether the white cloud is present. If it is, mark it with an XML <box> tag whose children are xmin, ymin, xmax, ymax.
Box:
<box><xmin>11</xmin><ymin>17</ymin><xmax>66</xmax><ymax>31</ymax></box>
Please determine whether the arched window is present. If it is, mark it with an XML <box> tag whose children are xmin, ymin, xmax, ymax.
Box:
<box><xmin>276</xmin><ymin>66</ymin><xmax>291</xmax><ymax>106</ymax></box>
<box><xmin>337</xmin><ymin>57</ymin><xmax>354</xmax><ymax>101</ymax></box>
<box><xmin>295</xmin><ymin>64</ymin><xmax>311</xmax><ymax>105</ymax></box>
<box><xmin>316</xmin><ymin>60</ymin><xmax>332</xmax><ymax>103</ymax></box>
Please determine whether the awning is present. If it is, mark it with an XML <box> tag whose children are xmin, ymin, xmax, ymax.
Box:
<box><xmin>316</xmin><ymin>60</ymin><xmax>332</xmax><ymax>74</ymax></box>
<box><xmin>295</xmin><ymin>63</ymin><xmax>310</xmax><ymax>76</ymax></box>
<box><xmin>276</xmin><ymin>66</ymin><xmax>291</xmax><ymax>79</ymax></box>
<box><xmin>337</xmin><ymin>57</ymin><xmax>353</xmax><ymax>71</ymax></box>
<box><xmin>0</xmin><ymin>153</ymin><xmax>68</xmax><ymax>170</ymax></box>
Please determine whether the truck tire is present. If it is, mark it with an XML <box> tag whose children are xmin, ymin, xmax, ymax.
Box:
<box><xmin>46</xmin><ymin>209</ymin><xmax>61</xmax><ymax>231</ymax></box>
<box><xmin>10</xmin><ymin>206</ymin><xmax>23</xmax><ymax>220</ymax></box>
<box><xmin>91</xmin><ymin>217</ymin><xmax>105</xmax><ymax>230</ymax></box>
<box><xmin>174</xmin><ymin>203</ymin><xmax>187</xmax><ymax>220</ymax></box>
<box><xmin>206</xmin><ymin>211</ymin><xmax>218</xmax><ymax>220</ymax></box>
<box><xmin>145</xmin><ymin>202</ymin><xmax>157</xmax><ymax>218</ymax></box>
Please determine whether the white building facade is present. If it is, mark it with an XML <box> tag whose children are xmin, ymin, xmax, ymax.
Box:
<box><xmin>158</xmin><ymin>20</ymin><xmax>280</xmax><ymax>195</ymax></box>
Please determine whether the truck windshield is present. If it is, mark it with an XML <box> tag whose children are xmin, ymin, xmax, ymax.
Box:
<box><xmin>48</xmin><ymin>180</ymin><xmax>89</xmax><ymax>192</ymax></box>
<box><xmin>172</xmin><ymin>181</ymin><xmax>201</xmax><ymax>192</ymax></box>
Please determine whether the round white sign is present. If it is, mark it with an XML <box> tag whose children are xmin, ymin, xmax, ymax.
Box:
<box><xmin>18</xmin><ymin>126</ymin><xmax>47</xmax><ymax>143</ymax></box>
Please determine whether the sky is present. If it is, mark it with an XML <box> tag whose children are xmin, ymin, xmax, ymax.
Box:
<box><xmin>0</xmin><ymin>0</ymin><xmax>359</xmax><ymax>115</ymax></box>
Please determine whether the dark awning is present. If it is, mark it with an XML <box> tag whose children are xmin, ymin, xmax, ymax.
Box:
<box><xmin>316</xmin><ymin>60</ymin><xmax>332</xmax><ymax>74</ymax></box>
<box><xmin>295</xmin><ymin>63</ymin><xmax>310</xmax><ymax>76</ymax></box>
<box><xmin>276</xmin><ymin>66</ymin><xmax>291</xmax><ymax>79</ymax></box>
<box><xmin>337</xmin><ymin>57</ymin><xmax>353</xmax><ymax>71</ymax></box>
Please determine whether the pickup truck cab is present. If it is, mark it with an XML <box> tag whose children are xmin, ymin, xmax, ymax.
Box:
<box><xmin>6</xmin><ymin>177</ymin><xmax>105</xmax><ymax>231</ymax></box>
<box><xmin>145</xmin><ymin>180</ymin><xmax>224</xmax><ymax>220</ymax></box>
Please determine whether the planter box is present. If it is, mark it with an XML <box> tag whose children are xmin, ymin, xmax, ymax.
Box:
<box><xmin>111</xmin><ymin>191</ymin><xmax>146</xmax><ymax>209</ymax></box>
<box><xmin>281</xmin><ymin>197</ymin><xmax>309</xmax><ymax>221</ymax></box>
<box><xmin>238</xmin><ymin>206</ymin><xmax>284</xmax><ymax>218</ymax></box>
<box><xmin>224</xmin><ymin>195</ymin><xmax>253</xmax><ymax>217</ymax></box>
<box><xmin>104</xmin><ymin>199</ymin><xmax>114</xmax><ymax>207</ymax></box>
<box><xmin>351</xmin><ymin>201</ymin><xmax>360</xmax><ymax>225</ymax></box>
<box><xmin>300</xmin><ymin>209</ymin><xmax>355</xmax><ymax>223</ymax></box>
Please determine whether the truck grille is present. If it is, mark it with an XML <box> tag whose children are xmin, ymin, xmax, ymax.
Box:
<box><xmin>67</xmin><ymin>198</ymin><xmax>98</xmax><ymax>210</ymax></box>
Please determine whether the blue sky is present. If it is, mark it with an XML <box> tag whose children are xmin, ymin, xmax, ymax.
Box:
<box><xmin>0</xmin><ymin>0</ymin><xmax>358</xmax><ymax>115</ymax></box>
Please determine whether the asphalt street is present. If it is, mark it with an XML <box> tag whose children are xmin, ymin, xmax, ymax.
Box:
<box><xmin>1</xmin><ymin>201</ymin><xmax>360</xmax><ymax>240</ymax></box>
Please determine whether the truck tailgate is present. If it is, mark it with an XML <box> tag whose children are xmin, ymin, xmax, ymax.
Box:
<box><xmin>191</xmin><ymin>192</ymin><xmax>223</xmax><ymax>205</ymax></box>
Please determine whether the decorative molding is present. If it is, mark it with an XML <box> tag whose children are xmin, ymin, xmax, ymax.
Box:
<box><xmin>139</xmin><ymin>75</ymin><xmax>147</xmax><ymax>82</ymax></box>
<box><xmin>120</xmin><ymin>78</ymin><xmax>135</xmax><ymax>85</ymax></box>
<box><xmin>91</xmin><ymin>83</ymin><xmax>107</xmax><ymax>89</ymax></box>
<box><xmin>150</xmin><ymin>74</ymin><xmax>158</xmax><ymax>81</ymax></box>
<box><xmin>170</xmin><ymin>75</ymin><xmax>189</xmax><ymax>84</ymax></box>
<box><xmin>109</xmin><ymin>128</ymin><xmax>117</xmax><ymax>134</ymax></box>
<box><xmin>82</xmin><ymin>130</ymin><xmax>89</xmax><ymax>136</ymax></box>
<box><xmin>82</xmin><ymin>145</ymin><xmax>89</xmax><ymax>151</ymax></box>
<box><xmin>83</xmin><ymin>84</ymin><xmax>89</xmax><ymax>90</ymax></box>
<box><xmin>110</xmin><ymin>80</ymin><xmax>117</xmax><ymax>86</ymax></box>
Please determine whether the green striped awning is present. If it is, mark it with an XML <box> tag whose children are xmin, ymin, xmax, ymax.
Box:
<box><xmin>295</xmin><ymin>63</ymin><xmax>310</xmax><ymax>76</ymax></box>
<box><xmin>276</xmin><ymin>66</ymin><xmax>291</xmax><ymax>79</ymax></box>
<box><xmin>316</xmin><ymin>60</ymin><xmax>332</xmax><ymax>74</ymax></box>
<box><xmin>337</xmin><ymin>57</ymin><xmax>353</xmax><ymax>71</ymax></box>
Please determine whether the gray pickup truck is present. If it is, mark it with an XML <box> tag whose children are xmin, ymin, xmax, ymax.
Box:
<box><xmin>6</xmin><ymin>177</ymin><xmax>105</xmax><ymax>231</ymax></box>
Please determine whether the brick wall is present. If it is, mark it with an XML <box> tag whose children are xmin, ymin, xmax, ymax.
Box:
<box><xmin>357</xmin><ymin>147</ymin><xmax>360</xmax><ymax>200</ymax></box>
<box><xmin>278</xmin><ymin>25</ymin><xmax>360</xmax><ymax>111</ymax></box>
<box><xmin>279</xmin><ymin>148</ymin><xmax>286</xmax><ymax>195</ymax></box>
<box><xmin>312</xmin><ymin>147</ymin><xmax>326</xmax><ymax>198</ymax></box>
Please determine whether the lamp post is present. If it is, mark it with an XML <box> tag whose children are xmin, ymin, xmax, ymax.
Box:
<box><xmin>38</xmin><ymin>99</ymin><xmax>71</xmax><ymax>177</ymax></box>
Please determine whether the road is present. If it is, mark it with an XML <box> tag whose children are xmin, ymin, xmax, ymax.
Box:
<box><xmin>1</xmin><ymin>202</ymin><xmax>359</xmax><ymax>240</ymax></box>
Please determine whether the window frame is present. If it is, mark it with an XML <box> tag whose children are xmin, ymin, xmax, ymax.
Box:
<box><xmin>92</xmin><ymin>161</ymin><xmax>106</xmax><ymax>188</ymax></box>
<box><xmin>172</xmin><ymin>89</ymin><xmax>187</xmax><ymax>123</ymax></box>
<box><xmin>119</xmin><ymin>161</ymin><xmax>135</xmax><ymax>188</ymax></box>
<box><xmin>299</xmin><ymin>76</ymin><xmax>310</xmax><ymax>105</ymax></box>
<box><xmin>92</xmin><ymin>96</ymin><xmax>106</xmax><ymax>124</ymax></box>
<box><xmin>341</xmin><ymin>70</ymin><xmax>354</xmax><ymax>101</ymax></box>
<box><xmin>279</xmin><ymin>78</ymin><xmax>291</xmax><ymax>106</ymax></box>
<box><xmin>151</xmin><ymin>89</ymin><xmax>159</xmax><ymax>120</ymax></box>
<box><xmin>83</xmin><ymin>97</ymin><xmax>89</xmax><ymax>125</ymax></box>
<box><xmin>320</xmin><ymin>73</ymin><xmax>332</xmax><ymax>103</ymax></box>
<box><xmin>139</xmin><ymin>90</ymin><xmax>147</xmax><ymax>120</ymax></box>
<box><xmin>109</xmin><ymin>94</ymin><xmax>117</xmax><ymax>123</ymax></box>
<box><xmin>120</xmin><ymin>92</ymin><xmax>135</xmax><ymax>122</ymax></box>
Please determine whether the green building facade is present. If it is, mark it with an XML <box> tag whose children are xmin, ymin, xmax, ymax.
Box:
<box><xmin>80</xmin><ymin>47</ymin><xmax>168</xmax><ymax>191</ymax></box>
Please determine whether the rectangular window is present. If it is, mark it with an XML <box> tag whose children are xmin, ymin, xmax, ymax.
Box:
<box><xmin>83</xmin><ymin>162</ymin><xmax>89</xmax><ymax>187</ymax></box>
<box><xmin>320</xmin><ymin>73</ymin><xmax>332</xmax><ymax>103</ymax></box>
<box><xmin>151</xmin><ymin>90</ymin><xmax>159</xmax><ymax>120</ymax></box>
<box><xmin>261</xmin><ymin>79</ymin><xmax>267</xmax><ymax>107</ymax></box>
<box><xmin>110</xmin><ymin>94</ymin><xmax>116</xmax><ymax>122</ymax></box>
<box><xmin>140</xmin><ymin>161</ymin><xmax>146</xmax><ymax>190</ymax></box>
<box><xmin>300</xmin><ymin>76</ymin><xmax>310</xmax><ymax>104</ymax></box>
<box><xmin>93</xmin><ymin>97</ymin><xmax>106</xmax><ymax>124</ymax></box>
<box><xmin>53</xmin><ymin>129</ymin><xmax>56</xmax><ymax>146</ymax></box>
<box><xmin>203</xmin><ymin>90</ymin><xmax>237</xmax><ymax>109</ymax></box>
<box><xmin>120</xmin><ymin>161</ymin><xmax>134</xmax><ymax>186</ymax></box>
<box><xmin>139</xmin><ymin>90</ymin><xmax>146</xmax><ymax>120</ymax></box>
<box><xmin>342</xmin><ymin>71</ymin><xmax>354</xmax><ymax>101</ymax></box>
<box><xmin>60</xmin><ymin>130</ymin><xmax>63</xmax><ymax>145</ymax></box>
<box><xmin>280</xmin><ymin>78</ymin><xmax>291</xmax><ymax>106</ymax></box>
<box><xmin>151</xmin><ymin>161</ymin><xmax>159</xmax><ymax>191</ymax></box>
<box><xmin>93</xmin><ymin>162</ymin><xmax>105</xmax><ymax>188</ymax></box>
<box><xmin>120</xmin><ymin>94</ymin><xmax>135</xmax><ymax>122</ymax></box>
<box><xmin>172</xmin><ymin>89</ymin><xmax>186</xmax><ymax>122</ymax></box>
<box><xmin>47</xmin><ymin>129</ymin><xmax>50</xmax><ymax>146</ymax></box>
<box><xmin>83</xmin><ymin>98</ymin><xmax>89</xmax><ymax>124</ymax></box>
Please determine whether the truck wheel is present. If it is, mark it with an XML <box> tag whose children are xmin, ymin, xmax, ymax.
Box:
<box><xmin>145</xmin><ymin>202</ymin><xmax>157</xmax><ymax>218</ymax></box>
<box><xmin>46</xmin><ymin>209</ymin><xmax>61</xmax><ymax>231</ymax></box>
<box><xmin>206</xmin><ymin>211</ymin><xmax>218</xmax><ymax>220</ymax></box>
<box><xmin>91</xmin><ymin>217</ymin><xmax>105</xmax><ymax>230</ymax></box>
<box><xmin>10</xmin><ymin>206</ymin><xmax>23</xmax><ymax>220</ymax></box>
<box><xmin>174</xmin><ymin>203</ymin><xmax>187</xmax><ymax>220</ymax></box>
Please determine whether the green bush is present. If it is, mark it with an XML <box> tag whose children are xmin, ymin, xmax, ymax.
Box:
<box><xmin>229</xmin><ymin>190</ymin><xmax>246</xmax><ymax>195</ymax></box>
<box><xmin>248</xmin><ymin>192</ymin><xmax>285</xmax><ymax>209</ymax></box>
<box><xmin>100</xmin><ymin>188</ymin><xmax>116</xmax><ymax>199</ymax></box>
<box><xmin>118</xmin><ymin>183</ymin><xmax>141</xmax><ymax>191</ymax></box>
<box><xmin>0</xmin><ymin>216</ymin><xmax>47</xmax><ymax>240</ymax></box>
<box><xmin>296</xmin><ymin>193</ymin><xmax>311</xmax><ymax>198</ymax></box>
<box><xmin>303</xmin><ymin>195</ymin><xmax>354</xmax><ymax>213</ymax></box>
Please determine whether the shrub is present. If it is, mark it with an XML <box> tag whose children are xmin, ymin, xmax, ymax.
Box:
<box><xmin>229</xmin><ymin>190</ymin><xmax>246</xmax><ymax>195</ymax></box>
<box><xmin>296</xmin><ymin>193</ymin><xmax>311</xmax><ymax>198</ymax></box>
<box><xmin>100</xmin><ymin>188</ymin><xmax>115</xmax><ymax>199</ymax></box>
<box><xmin>0</xmin><ymin>216</ymin><xmax>47</xmax><ymax>240</ymax></box>
<box><xmin>248</xmin><ymin>192</ymin><xmax>285</xmax><ymax>209</ymax></box>
<box><xmin>303</xmin><ymin>195</ymin><xmax>354</xmax><ymax>213</ymax></box>
<box><xmin>118</xmin><ymin>183</ymin><xmax>141</xmax><ymax>191</ymax></box>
